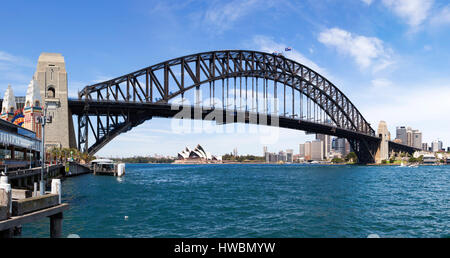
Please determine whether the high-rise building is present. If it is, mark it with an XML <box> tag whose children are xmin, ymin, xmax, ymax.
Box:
<box><xmin>412</xmin><ymin>130</ymin><xmax>422</xmax><ymax>149</ymax></box>
<box><xmin>332</xmin><ymin>138</ymin><xmax>350</xmax><ymax>156</ymax></box>
<box><xmin>286</xmin><ymin>149</ymin><xmax>293</xmax><ymax>163</ymax></box>
<box><xmin>431</xmin><ymin>140</ymin><xmax>443</xmax><ymax>152</ymax></box>
<box><xmin>305</xmin><ymin>141</ymin><xmax>312</xmax><ymax>160</ymax></box>
<box><xmin>316</xmin><ymin>134</ymin><xmax>331</xmax><ymax>159</ymax></box>
<box><xmin>422</xmin><ymin>143</ymin><xmax>429</xmax><ymax>151</ymax></box>
<box><xmin>395</xmin><ymin>126</ymin><xmax>407</xmax><ymax>145</ymax></box>
<box><xmin>406</xmin><ymin>127</ymin><xmax>413</xmax><ymax>146</ymax></box>
<box><xmin>299</xmin><ymin>144</ymin><xmax>305</xmax><ymax>157</ymax></box>
<box><xmin>278</xmin><ymin>151</ymin><xmax>287</xmax><ymax>162</ymax></box>
<box><xmin>263</xmin><ymin>146</ymin><xmax>267</xmax><ymax>155</ymax></box>
<box><xmin>396</xmin><ymin>126</ymin><xmax>422</xmax><ymax>147</ymax></box>
<box><xmin>310</xmin><ymin>140</ymin><xmax>323</xmax><ymax>161</ymax></box>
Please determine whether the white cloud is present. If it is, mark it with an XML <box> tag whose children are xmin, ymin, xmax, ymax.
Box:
<box><xmin>361</xmin><ymin>0</ymin><xmax>374</xmax><ymax>5</ymax></box>
<box><xmin>252</xmin><ymin>35</ymin><xmax>327</xmax><ymax>76</ymax></box>
<box><xmin>359</xmin><ymin>81</ymin><xmax>450</xmax><ymax>146</ymax></box>
<box><xmin>430</xmin><ymin>5</ymin><xmax>450</xmax><ymax>26</ymax></box>
<box><xmin>382</xmin><ymin>0</ymin><xmax>434</xmax><ymax>27</ymax></box>
<box><xmin>203</xmin><ymin>0</ymin><xmax>260</xmax><ymax>32</ymax></box>
<box><xmin>371</xmin><ymin>78</ymin><xmax>393</xmax><ymax>89</ymax></box>
<box><xmin>0</xmin><ymin>51</ymin><xmax>35</xmax><ymax>95</ymax></box>
<box><xmin>318</xmin><ymin>28</ymin><xmax>393</xmax><ymax>71</ymax></box>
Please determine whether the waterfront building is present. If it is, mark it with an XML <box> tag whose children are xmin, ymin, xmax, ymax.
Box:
<box><xmin>278</xmin><ymin>151</ymin><xmax>287</xmax><ymax>162</ymax></box>
<box><xmin>286</xmin><ymin>149</ymin><xmax>293</xmax><ymax>163</ymax></box>
<box><xmin>176</xmin><ymin>144</ymin><xmax>219</xmax><ymax>163</ymax></box>
<box><xmin>316</xmin><ymin>134</ymin><xmax>331</xmax><ymax>159</ymax></box>
<box><xmin>265</xmin><ymin>151</ymin><xmax>270</xmax><ymax>163</ymax></box>
<box><xmin>423</xmin><ymin>154</ymin><xmax>437</xmax><ymax>164</ymax></box>
<box><xmin>395</xmin><ymin>126</ymin><xmax>407</xmax><ymax>145</ymax></box>
<box><xmin>422</xmin><ymin>143</ymin><xmax>428</xmax><ymax>151</ymax></box>
<box><xmin>0</xmin><ymin>118</ymin><xmax>41</xmax><ymax>172</ymax></box>
<box><xmin>269</xmin><ymin>152</ymin><xmax>278</xmax><ymax>163</ymax></box>
<box><xmin>431</xmin><ymin>140</ymin><xmax>443</xmax><ymax>152</ymax></box>
<box><xmin>305</xmin><ymin>141</ymin><xmax>312</xmax><ymax>160</ymax></box>
<box><xmin>299</xmin><ymin>144</ymin><xmax>305</xmax><ymax>157</ymax></box>
<box><xmin>412</xmin><ymin>130</ymin><xmax>422</xmax><ymax>149</ymax></box>
<box><xmin>396</xmin><ymin>126</ymin><xmax>421</xmax><ymax>147</ymax></box>
<box><xmin>1</xmin><ymin>85</ymin><xmax>16</xmax><ymax>122</ymax></box>
<box><xmin>332</xmin><ymin>138</ymin><xmax>350</xmax><ymax>156</ymax></box>
<box><xmin>310</xmin><ymin>140</ymin><xmax>323</xmax><ymax>161</ymax></box>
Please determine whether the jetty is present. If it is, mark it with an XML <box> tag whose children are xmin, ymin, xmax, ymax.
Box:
<box><xmin>0</xmin><ymin>176</ymin><xmax>69</xmax><ymax>238</ymax></box>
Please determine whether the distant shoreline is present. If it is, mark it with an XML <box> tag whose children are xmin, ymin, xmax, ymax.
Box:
<box><xmin>124</xmin><ymin>162</ymin><xmax>448</xmax><ymax>166</ymax></box>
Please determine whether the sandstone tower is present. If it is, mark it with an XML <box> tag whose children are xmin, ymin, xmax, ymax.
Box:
<box><xmin>34</xmin><ymin>53</ymin><xmax>76</xmax><ymax>149</ymax></box>
<box><xmin>23</xmin><ymin>79</ymin><xmax>43</xmax><ymax>139</ymax></box>
<box><xmin>1</xmin><ymin>85</ymin><xmax>16</xmax><ymax>121</ymax></box>
<box><xmin>375</xmin><ymin>121</ymin><xmax>390</xmax><ymax>163</ymax></box>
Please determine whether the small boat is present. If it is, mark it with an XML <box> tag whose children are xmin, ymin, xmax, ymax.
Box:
<box><xmin>91</xmin><ymin>159</ymin><xmax>125</xmax><ymax>177</ymax></box>
<box><xmin>399</xmin><ymin>161</ymin><xmax>406</xmax><ymax>167</ymax></box>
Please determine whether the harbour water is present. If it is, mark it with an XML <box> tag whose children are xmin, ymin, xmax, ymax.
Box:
<box><xmin>20</xmin><ymin>164</ymin><xmax>449</xmax><ymax>238</ymax></box>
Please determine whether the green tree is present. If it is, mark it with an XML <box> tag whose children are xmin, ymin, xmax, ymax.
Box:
<box><xmin>345</xmin><ymin>152</ymin><xmax>358</xmax><ymax>163</ymax></box>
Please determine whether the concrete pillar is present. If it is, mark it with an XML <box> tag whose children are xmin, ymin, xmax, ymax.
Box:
<box><xmin>33</xmin><ymin>182</ymin><xmax>38</xmax><ymax>197</ymax></box>
<box><xmin>0</xmin><ymin>176</ymin><xmax>12</xmax><ymax>217</ymax></box>
<box><xmin>51</xmin><ymin>179</ymin><xmax>61</xmax><ymax>204</ymax></box>
<box><xmin>50</xmin><ymin>212</ymin><xmax>63</xmax><ymax>238</ymax></box>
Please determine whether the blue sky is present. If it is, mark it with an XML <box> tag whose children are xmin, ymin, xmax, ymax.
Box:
<box><xmin>1</xmin><ymin>0</ymin><xmax>450</xmax><ymax>157</ymax></box>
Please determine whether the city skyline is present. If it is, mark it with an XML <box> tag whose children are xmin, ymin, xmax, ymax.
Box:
<box><xmin>1</xmin><ymin>0</ymin><xmax>450</xmax><ymax>157</ymax></box>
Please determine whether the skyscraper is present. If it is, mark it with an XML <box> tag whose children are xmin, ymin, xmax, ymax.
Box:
<box><xmin>286</xmin><ymin>149</ymin><xmax>294</xmax><ymax>163</ymax></box>
<box><xmin>412</xmin><ymin>130</ymin><xmax>422</xmax><ymax>149</ymax></box>
<box><xmin>396</xmin><ymin>126</ymin><xmax>407</xmax><ymax>145</ymax></box>
<box><xmin>431</xmin><ymin>140</ymin><xmax>443</xmax><ymax>152</ymax></box>
<box><xmin>316</xmin><ymin>134</ymin><xmax>331</xmax><ymax>159</ymax></box>
<box><xmin>310</xmin><ymin>140</ymin><xmax>323</xmax><ymax>161</ymax></box>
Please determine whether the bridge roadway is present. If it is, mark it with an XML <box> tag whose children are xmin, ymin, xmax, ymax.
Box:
<box><xmin>68</xmin><ymin>99</ymin><xmax>416</xmax><ymax>154</ymax></box>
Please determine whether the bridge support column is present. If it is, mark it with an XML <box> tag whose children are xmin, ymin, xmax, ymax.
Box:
<box><xmin>375</xmin><ymin>121</ymin><xmax>390</xmax><ymax>164</ymax></box>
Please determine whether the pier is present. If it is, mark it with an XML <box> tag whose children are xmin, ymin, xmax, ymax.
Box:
<box><xmin>0</xmin><ymin>176</ymin><xmax>69</xmax><ymax>238</ymax></box>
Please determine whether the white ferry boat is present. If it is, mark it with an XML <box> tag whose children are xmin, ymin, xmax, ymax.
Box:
<box><xmin>90</xmin><ymin>159</ymin><xmax>125</xmax><ymax>177</ymax></box>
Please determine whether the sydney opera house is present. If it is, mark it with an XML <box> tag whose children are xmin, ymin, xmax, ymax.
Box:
<box><xmin>175</xmin><ymin>144</ymin><xmax>222</xmax><ymax>164</ymax></box>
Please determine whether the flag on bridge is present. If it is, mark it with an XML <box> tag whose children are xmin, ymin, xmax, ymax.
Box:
<box><xmin>285</xmin><ymin>47</ymin><xmax>292</xmax><ymax>51</ymax></box>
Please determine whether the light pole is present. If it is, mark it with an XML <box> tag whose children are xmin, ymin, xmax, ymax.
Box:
<box><xmin>39</xmin><ymin>103</ymin><xmax>47</xmax><ymax>196</ymax></box>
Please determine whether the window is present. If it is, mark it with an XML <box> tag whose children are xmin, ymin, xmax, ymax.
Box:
<box><xmin>47</xmin><ymin>86</ymin><xmax>56</xmax><ymax>98</ymax></box>
<box><xmin>35</xmin><ymin>100</ymin><xmax>40</xmax><ymax>107</ymax></box>
<box><xmin>25</xmin><ymin>101</ymin><xmax>30</xmax><ymax>107</ymax></box>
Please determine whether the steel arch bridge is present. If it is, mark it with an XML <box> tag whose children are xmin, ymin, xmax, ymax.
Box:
<box><xmin>68</xmin><ymin>50</ymin><xmax>416</xmax><ymax>163</ymax></box>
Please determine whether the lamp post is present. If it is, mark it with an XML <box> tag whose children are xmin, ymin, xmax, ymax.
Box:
<box><xmin>39</xmin><ymin>103</ymin><xmax>47</xmax><ymax>196</ymax></box>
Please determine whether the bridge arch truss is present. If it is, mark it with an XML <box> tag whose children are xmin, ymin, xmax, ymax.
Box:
<box><xmin>73</xmin><ymin>50</ymin><xmax>377</xmax><ymax>162</ymax></box>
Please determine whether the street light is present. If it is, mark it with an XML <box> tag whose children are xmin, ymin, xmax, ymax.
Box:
<box><xmin>38</xmin><ymin>103</ymin><xmax>47</xmax><ymax>196</ymax></box>
<box><xmin>38</xmin><ymin>101</ymin><xmax>58</xmax><ymax>195</ymax></box>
